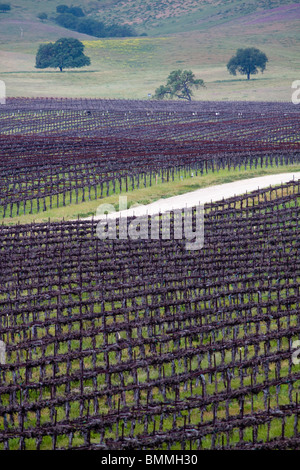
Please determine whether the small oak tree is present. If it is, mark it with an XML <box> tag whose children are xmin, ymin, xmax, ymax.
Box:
<box><xmin>154</xmin><ymin>70</ymin><xmax>205</xmax><ymax>101</ymax></box>
<box><xmin>35</xmin><ymin>37</ymin><xmax>90</xmax><ymax>72</ymax></box>
<box><xmin>227</xmin><ymin>47</ymin><xmax>268</xmax><ymax>80</ymax></box>
<box><xmin>0</xmin><ymin>3</ymin><xmax>10</xmax><ymax>12</ymax></box>
<box><xmin>37</xmin><ymin>12</ymin><xmax>48</xmax><ymax>21</ymax></box>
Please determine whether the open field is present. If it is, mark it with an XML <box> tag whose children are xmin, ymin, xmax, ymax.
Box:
<box><xmin>0</xmin><ymin>1</ymin><xmax>299</xmax><ymax>100</ymax></box>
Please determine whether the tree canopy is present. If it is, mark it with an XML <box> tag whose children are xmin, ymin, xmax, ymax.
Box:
<box><xmin>0</xmin><ymin>3</ymin><xmax>10</xmax><ymax>12</ymax></box>
<box><xmin>56</xmin><ymin>5</ymin><xmax>85</xmax><ymax>17</ymax></box>
<box><xmin>227</xmin><ymin>47</ymin><xmax>268</xmax><ymax>80</ymax></box>
<box><xmin>37</xmin><ymin>12</ymin><xmax>47</xmax><ymax>21</ymax></box>
<box><xmin>35</xmin><ymin>38</ymin><xmax>91</xmax><ymax>72</ymax></box>
<box><xmin>153</xmin><ymin>70</ymin><xmax>205</xmax><ymax>101</ymax></box>
<box><xmin>54</xmin><ymin>13</ymin><xmax>135</xmax><ymax>37</ymax></box>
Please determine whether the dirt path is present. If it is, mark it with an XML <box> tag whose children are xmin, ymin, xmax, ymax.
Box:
<box><xmin>89</xmin><ymin>172</ymin><xmax>299</xmax><ymax>220</ymax></box>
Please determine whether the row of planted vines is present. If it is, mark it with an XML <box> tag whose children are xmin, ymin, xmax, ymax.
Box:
<box><xmin>1</xmin><ymin>97</ymin><xmax>299</xmax><ymax>450</ymax></box>
<box><xmin>0</xmin><ymin>98</ymin><xmax>299</xmax><ymax>219</ymax></box>
<box><xmin>0</xmin><ymin>179</ymin><xmax>299</xmax><ymax>450</ymax></box>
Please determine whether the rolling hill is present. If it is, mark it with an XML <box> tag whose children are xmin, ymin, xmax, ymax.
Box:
<box><xmin>0</xmin><ymin>0</ymin><xmax>299</xmax><ymax>100</ymax></box>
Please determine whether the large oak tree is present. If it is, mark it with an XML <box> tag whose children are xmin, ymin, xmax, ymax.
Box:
<box><xmin>227</xmin><ymin>47</ymin><xmax>268</xmax><ymax>80</ymax></box>
<box><xmin>35</xmin><ymin>37</ymin><xmax>90</xmax><ymax>72</ymax></box>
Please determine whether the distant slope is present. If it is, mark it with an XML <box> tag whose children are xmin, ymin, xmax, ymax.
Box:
<box><xmin>0</xmin><ymin>18</ymin><xmax>96</xmax><ymax>43</ymax></box>
<box><xmin>0</xmin><ymin>0</ymin><xmax>299</xmax><ymax>39</ymax></box>
<box><xmin>94</xmin><ymin>0</ymin><xmax>300</xmax><ymax>34</ymax></box>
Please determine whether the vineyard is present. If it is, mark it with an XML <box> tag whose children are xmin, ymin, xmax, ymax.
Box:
<box><xmin>0</xmin><ymin>98</ymin><xmax>299</xmax><ymax>450</ymax></box>
<box><xmin>0</xmin><ymin>98</ymin><xmax>299</xmax><ymax>219</ymax></box>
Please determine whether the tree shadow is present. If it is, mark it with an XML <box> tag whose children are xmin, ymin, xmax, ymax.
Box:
<box><xmin>213</xmin><ymin>77</ymin><xmax>271</xmax><ymax>83</ymax></box>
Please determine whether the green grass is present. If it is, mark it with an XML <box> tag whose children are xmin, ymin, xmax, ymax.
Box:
<box><xmin>0</xmin><ymin>1</ymin><xmax>299</xmax><ymax>100</ymax></box>
<box><xmin>3</xmin><ymin>163</ymin><xmax>299</xmax><ymax>225</ymax></box>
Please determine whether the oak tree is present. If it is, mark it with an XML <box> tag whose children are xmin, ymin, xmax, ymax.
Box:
<box><xmin>154</xmin><ymin>70</ymin><xmax>205</xmax><ymax>101</ymax></box>
<box><xmin>227</xmin><ymin>47</ymin><xmax>268</xmax><ymax>80</ymax></box>
<box><xmin>35</xmin><ymin>37</ymin><xmax>90</xmax><ymax>72</ymax></box>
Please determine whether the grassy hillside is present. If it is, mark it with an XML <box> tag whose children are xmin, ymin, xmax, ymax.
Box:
<box><xmin>0</xmin><ymin>0</ymin><xmax>299</xmax><ymax>100</ymax></box>
<box><xmin>95</xmin><ymin>0</ymin><xmax>299</xmax><ymax>35</ymax></box>
<box><xmin>1</xmin><ymin>0</ymin><xmax>298</xmax><ymax>35</ymax></box>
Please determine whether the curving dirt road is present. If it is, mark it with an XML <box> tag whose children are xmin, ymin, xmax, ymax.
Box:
<box><xmin>90</xmin><ymin>172</ymin><xmax>299</xmax><ymax>220</ymax></box>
